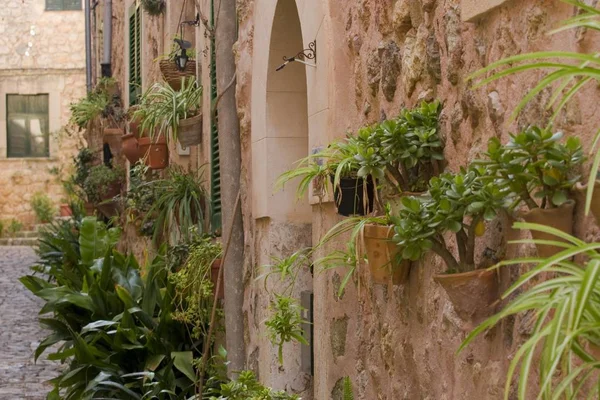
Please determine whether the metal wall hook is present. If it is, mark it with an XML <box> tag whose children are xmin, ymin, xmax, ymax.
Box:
<box><xmin>276</xmin><ymin>40</ymin><xmax>317</xmax><ymax>71</ymax></box>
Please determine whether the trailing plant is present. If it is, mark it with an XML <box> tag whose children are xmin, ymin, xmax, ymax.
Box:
<box><xmin>69</xmin><ymin>90</ymin><xmax>109</xmax><ymax>128</ymax></box>
<box><xmin>145</xmin><ymin>165</ymin><xmax>210</xmax><ymax>243</ymax></box>
<box><xmin>141</xmin><ymin>0</ymin><xmax>165</xmax><ymax>15</ymax></box>
<box><xmin>260</xmin><ymin>249</ymin><xmax>311</xmax><ymax>364</ymax></box>
<box><xmin>393</xmin><ymin>166</ymin><xmax>507</xmax><ymax>273</ymax></box>
<box><xmin>133</xmin><ymin>77</ymin><xmax>203</xmax><ymax>143</ymax></box>
<box><xmin>72</xmin><ymin>147</ymin><xmax>94</xmax><ymax>189</ymax></box>
<box><xmin>31</xmin><ymin>192</ymin><xmax>55</xmax><ymax>223</ymax></box>
<box><xmin>460</xmin><ymin>223</ymin><xmax>600</xmax><ymax>399</ymax></box>
<box><xmin>83</xmin><ymin>164</ymin><xmax>125</xmax><ymax>204</ymax></box>
<box><xmin>125</xmin><ymin>162</ymin><xmax>158</xmax><ymax>236</ymax></box>
<box><xmin>478</xmin><ymin>127</ymin><xmax>584</xmax><ymax>211</ymax></box>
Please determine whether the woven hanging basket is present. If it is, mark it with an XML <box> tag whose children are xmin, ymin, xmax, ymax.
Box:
<box><xmin>177</xmin><ymin>114</ymin><xmax>203</xmax><ymax>147</ymax></box>
<box><xmin>159</xmin><ymin>60</ymin><xmax>196</xmax><ymax>91</ymax></box>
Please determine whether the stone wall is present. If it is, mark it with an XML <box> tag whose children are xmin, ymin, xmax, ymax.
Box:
<box><xmin>0</xmin><ymin>0</ymin><xmax>85</xmax><ymax>227</ymax></box>
<box><xmin>235</xmin><ymin>0</ymin><xmax>600</xmax><ymax>399</ymax></box>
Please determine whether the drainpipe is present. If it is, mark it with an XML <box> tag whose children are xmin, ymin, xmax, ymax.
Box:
<box><xmin>84</xmin><ymin>0</ymin><xmax>92</xmax><ymax>91</ymax></box>
<box><xmin>101</xmin><ymin>0</ymin><xmax>112</xmax><ymax>77</ymax></box>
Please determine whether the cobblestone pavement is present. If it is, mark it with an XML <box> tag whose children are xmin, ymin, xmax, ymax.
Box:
<box><xmin>0</xmin><ymin>247</ymin><xmax>61</xmax><ymax>399</ymax></box>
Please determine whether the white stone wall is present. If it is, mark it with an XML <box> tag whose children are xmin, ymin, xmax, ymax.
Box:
<box><xmin>0</xmin><ymin>0</ymin><xmax>85</xmax><ymax>227</ymax></box>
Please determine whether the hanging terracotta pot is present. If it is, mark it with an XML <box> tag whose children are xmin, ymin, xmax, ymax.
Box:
<box><xmin>103</xmin><ymin>128</ymin><xmax>124</xmax><ymax>158</ymax></box>
<box><xmin>575</xmin><ymin>181</ymin><xmax>600</xmax><ymax>225</ymax></box>
<box><xmin>520</xmin><ymin>200</ymin><xmax>575</xmax><ymax>258</ymax></box>
<box><xmin>211</xmin><ymin>259</ymin><xmax>225</xmax><ymax>300</ymax></box>
<box><xmin>362</xmin><ymin>224</ymin><xmax>410</xmax><ymax>285</ymax></box>
<box><xmin>177</xmin><ymin>113</ymin><xmax>203</xmax><ymax>147</ymax></box>
<box><xmin>331</xmin><ymin>176</ymin><xmax>374</xmax><ymax>216</ymax></box>
<box><xmin>434</xmin><ymin>268</ymin><xmax>498</xmax><ymax>320</ymax></box>
<box><xmin>59</xmin><ymin>204</ymin><xmax>73</xmax><ymax>217</ymax></box>
<box><xmin>122</xmin><ymin>133</ymin><xmax>141</xmax><ymax>164</ymax></box>
<box><xmin>139</xmin><ymin>135</ymin><xmax>169</xmax><ymax>169</ymax></box>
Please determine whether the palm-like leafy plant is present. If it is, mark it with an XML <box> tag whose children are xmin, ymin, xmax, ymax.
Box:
<box><xmin>460</xmin><ymin>223</ymin><xmax>600</xmax><ymax>399</ymax></box>
<box><xmin>133</xmin><ymin>77</ymin><xmax>202</xmax><ymax>143</ymax></box>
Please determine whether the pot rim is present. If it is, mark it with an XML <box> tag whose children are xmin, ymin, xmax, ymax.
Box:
<box><xmin>518</xmin><ymin>199</ymin><xmax>575</xmax><ymax>219</ymax></box>
<box><xmin>433</xmin><ymin>267</ymin><xmax>496</xmax><ymax>281</ymax></box>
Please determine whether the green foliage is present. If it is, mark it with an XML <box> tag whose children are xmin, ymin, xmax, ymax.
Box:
<box><xmin>478</xmin><ymin>127</ymin><xmax>584</xmax><ymax>210</ymax></box>
<box><xmin>133</xmin><ymin>77</ymin><xmax>202</xmax><ymax>143</ymax></box>
<box><xmin>141</xmin><ymin>0</ymin><xmax>165</xmax><ymax>15</ymax></box>
<box><xmin>0</xmin><ymin>220</ymin><xmax>4</xmax><ymax>237</ymax></box>
<box><xmin>125</xmin><ymin>162</ymin><xmax>158</xmax><ymax>236</ymax></box>
<box><xmin>83</xmin><ymin>164</ymin><xmax>125</xmax><ymax>204</ymax></box>
<box><xmin>69</xmin><ymin>91</ymin><xmax>109</xmax><ymax>129</ymax></box>
<box><xmin>7</xmin><ymin>219</ymin><xmax>23</xmax><ymax>236</ymax></box>
<box><xmin>343</xmin><ymin>377</ymin><xmax>354</xmax><ymax>400</ymax></box>
<box><xmin>145</xmin><ymin>165</ymin><xmax>210</xmax><ymax>243</ymax></box>
<box><xmin>31</xmin><ymin>192</ymin><xmax>56</xmax><ymax>223</ymax></box>
<box><xmin>460</xmin><ymin>223</ymin><xmax>600</xmax><ymax>399</ymax></box>
<box><xmin>393</xmin><ymin>166</ymin><xmax>508</xmax><ymax>273</ymax></box>
<box><xmin>210</xmin><ymin>370</ymin><xmax>300</xmax><ymax>400</ymax></box>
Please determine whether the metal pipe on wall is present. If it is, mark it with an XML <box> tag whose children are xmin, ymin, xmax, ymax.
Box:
<box><xmin>103</xmin><ymin>0</ymin><xmax>112</xmax><ymax>65</ymax></box>
<box><xmin>84</xmin><ymin>0</ymin><xmax>92</xmax><ymax>91</ymax></box>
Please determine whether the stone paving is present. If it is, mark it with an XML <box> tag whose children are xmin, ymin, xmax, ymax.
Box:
<box><xmin>0</xmin><ymin>247</ymin><xmax>62</xmax><ymax>400</ymax></box>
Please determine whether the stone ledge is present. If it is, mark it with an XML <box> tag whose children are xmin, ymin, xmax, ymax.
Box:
<box><xmin>461</xmin><ymin>0</ymin><xmax>511</xmax><ymax>22</ymax></box>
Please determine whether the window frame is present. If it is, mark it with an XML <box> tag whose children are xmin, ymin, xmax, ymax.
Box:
<box><xmin>6</xmin><ymin>94</ymin><xmax>50</xmax><ymax>159</ymax></box>
<box><xmin>45</xmin><ymin>0</ymin><xmax>82</xmax><ymax>11</ymax></box>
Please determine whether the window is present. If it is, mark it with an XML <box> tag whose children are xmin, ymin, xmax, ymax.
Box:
<box><xmin>210</xmin><ymin>0</ymin><xmax>222</xmax><ymax>233</ymax></box>
<box><xmin>6</xmin><ymin>94</ymin><xmax>50</xmax><ymax>158</ymax></box>
<box><xmin>129</xmin><ymin>4</ymin><xmax>142</xmax><ymax>105</ymax></box>
<box><xmin>45</xmin><ymin>0</ymin><xmax>81</xmax><ymax>11</ymax></box>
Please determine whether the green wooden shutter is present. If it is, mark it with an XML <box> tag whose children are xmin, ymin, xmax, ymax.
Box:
<box><xmin>210</xmin><ymin>0</ymin><xmax>222</xmax><ymax>234</ymax></box>
<box><xmin>128</xmin><ymin>5</ymin><xmax>142</xmax><ymax>106</ymax></box>
<box><xmin>46</xmin><ymin>0</ymin><xmax>81</xmax><ymax>10</ymax></box>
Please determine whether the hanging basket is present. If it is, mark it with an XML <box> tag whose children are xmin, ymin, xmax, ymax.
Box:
<box><xmin>141</xmin><ymin>0</ymin><xmax>165</xmax><ymax>16</ymax></box>
<box><xmin>178</xmin><ymin>114</ymin><xmax>203</xmax><ymax>147</ymax></box>
<box><xmin>520</xmin><ymin>200</ymin><xmax>575</xmax><ymax>258</ymax></box>
<box><xmin>362</xmin><ymin>224</ymin><xmax>410</xmax><ymax>285</ymax></box>
<box><xmin>330</xmin><ymin>176</ymin><xmax>374</xmax><ymax>216</ymax></box>
<box><xmin>160</xmin><ymin>60</ymin><xmax>196</xmax><ymax>91</ymax></box>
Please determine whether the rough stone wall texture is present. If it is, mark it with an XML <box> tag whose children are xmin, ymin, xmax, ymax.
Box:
<box><xmin>235</xmin><ymin>0</ymin><xmax>600</xmax><ymax>399</ymax></box>
<box><xmin>0</xmin><ymin>0</ymin><xmax>85</xmax><ymax>227</ymax></box>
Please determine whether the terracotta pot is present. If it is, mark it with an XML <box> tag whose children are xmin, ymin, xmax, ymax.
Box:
<box><xmin>96</xmin><ymin>182</ymin><xmax>121</xmax><ymax>218</ymax></box>
<box><xmin>576</xmin><ymin>181</ymin><xmax>600</xmax><ymax>225</ymax></box>
<box><xmin>103</xmin><ymin>127</ymin><xmax>124</xmax><ymax>158</ymax></box>
<box><xmin>211</xmin><ymin>259</ymin><xmax>225</xmax><ymax>300</ymax></box>
<box><xmin>139</xmin><ymin>136</ymin><xmax>169</xmax><ymax>169</ymax></box>
<box><xmin>84</xmin><ymin>202</ymin><xmax>95</xmax><ymax>216</ymax></box>
<box><xmin>59</xmin><ymin>204</ymin><xmax>73</xmax><ymax>217</ymax></box>
<box><xmin>362</xmin><ymin>224</ymin><xmax>410</xmax><ymax>285</ymax></box>
<box><xmin>122</xmin><ymin>133</ymin><xmax>140</xmax><ymax>164</ymax></box>
<box><xmin>331</xmin><ymin>176</ymin><xmax>374</xmax><ymax>216</ymax></box>
<box><xmin>434</xmin><ymin>269</ymin><xmax>498</xmax><ymax>320</ymax></box>
<box><xmin>177</xmin><ymin>113</ymin><xmax>203</xmax><ymax>147</ymax></box>
<box><xmin>520</xmin><ymin>200</ymin><xmax>575</xmax><ymax>258</ymax></box>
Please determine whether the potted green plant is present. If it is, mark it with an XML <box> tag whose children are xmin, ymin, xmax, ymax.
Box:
<box><xmin>479</xmin><ymin>127</ymin><xmax>584</xmax><ymax>257</ymax></box>
<box><xmin>141</xmin><ymin>0</ymin><xmax>165</xmax><ymax>15</ymax></box>
<box><xmin>394</xmin><ymin>166</ymin><xmax>507</xmax><ymax>319</ymax></box>
<box><xmin>145</xmin><ymin>165</ymin><xmax>210</xmax><ymax>243</ymax></box>
<box><xmin>133</xmin><ymin>77</ymin><xmax>203</xmax><ymax>148</ymax></box>
<box><xmin>30</xmin><ymin>192</ymin><xmax>56</xmax><ymax>223</ymax></box>
<box><xmin>83</xmin><ymin>164</ymin><xmax>125</xmax><ymax>217</ymax></box>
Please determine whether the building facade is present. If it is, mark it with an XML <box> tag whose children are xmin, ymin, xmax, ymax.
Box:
<box><xmin>102</xmin><ymin>0</ymin><xmax>600</xmax><ymax>399</ymax></box>
<box><xmin>0</xmin><ymin>0</ymin><xmax>86</xmax><ymax>226</ymax></box>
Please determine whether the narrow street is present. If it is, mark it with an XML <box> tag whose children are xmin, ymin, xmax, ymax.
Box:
<box><xmin>0</xmin><ymin>247</ymin><xmax>61</xmax><ymax>400</ymax></box>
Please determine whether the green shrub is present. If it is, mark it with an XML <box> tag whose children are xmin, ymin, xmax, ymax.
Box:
<box><xmin>30</xmin><ymin>192</ymin><xmax>55</xmax><ymax>223</ymax></box>
<box><xmin>0</xmin><ymin>220</ymin><xmax>4</xmax><ymax>238</ymax></box>
<box><xmin>83</xmin><ymin>164</ymin><xmax>125</xmax><ymax>203</ymax></box>
<box><xmin>7</xmin><ymin>219</ymin><xmax>23</xmax><ymax>236</ymax></box>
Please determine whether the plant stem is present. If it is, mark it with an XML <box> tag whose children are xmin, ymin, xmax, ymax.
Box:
<box><xmin>386</xmin><ymin>163</ymin><xmax>407</xmax><ymax>192</ymax></box>
<box><xmin>465</xmin><ymin>216</ymin><xmax>480</xmax><ymax>267</ymax></box>
<box><xmin>456</xmin><ymin>228</ymin><xmax>468</xmax><ymax>266</ymax></box>
<box><xmin>430</xmin><ymin>238</ymin><xmax>460</xmax><ymax>272</ymax></box>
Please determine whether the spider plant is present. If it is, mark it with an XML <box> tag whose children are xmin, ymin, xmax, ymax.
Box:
<box><xmin>460</xmin><ymin>222</ymin><xmax>600</xmax><ymax>399</ymax></box>
<box><xmin>133</xmin><ymin>77</ymin><xmax>202</xmax><ymax>144</ymax></box>
<box><xmin>466</xmin><ymin>0</ymin><xmax>600</xmax><ymax>217</ymax></box>
<box><xmin>145</xmin><ymin>165</ymin><xmax>210</xmax><ymax>244</ymax></box>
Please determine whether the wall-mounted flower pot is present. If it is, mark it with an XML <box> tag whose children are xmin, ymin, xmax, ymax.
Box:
<box><xmin>159</xmin><ymin>60</ymin><xmax>196</xmax><ymax>91</ymax></box>
<box><xmin>84</xmin><ymin>202</ymin><xmax>95</xmax><ymax>216</ymax></box>
<box><xmin>363</xmin><ymin>224</ymin><xmax>410</xmax><ymax>284</ymax></box>
<box><xmin>139</xmin><ymin>136</ymin><xmax>169</xmax><ymax>170</ymax></box>
<box><xmin>96</xmin><ymin>183</ymin><xmax>122</xmax><ymax>218</ymax></box>
<box><xmin>177</xmin><ymin>113</ymin><xmax>203</xmax><ymax>147</ymax></box>
<box><xmin>576</xmin><ymin>181</ymin><xmax>600</xmax><ymax>225</ymax></box>
<box><xmin>211</xmin><ymin>258</ymin><xmax>225</xmax><ymax>300</ymax></box>
<box><xmin>331</xmin><ymin>176</ymin><xmax>374</xmax><ymax>216</ymax></box>
<box><xmin>122</xmin><ymin>133</ymin><xmax>141</xmax><ymax>164</ymax></box>
<box><xmin>59</xmin><ymin>204</ymin><xmax>73</xmax><ymax>217</ymax></box>
<box><xmin>103</xmin><ymin>128</ymin><xmax>124</xmax><ymax>158</ymax></box>
<box><xmin>434</xmin><ymin>269</ymin><xmax>498</xmax><ymax>320</ymax></box>
<box><xmin>520</xmin><ymin>200</ymin><xmax>575</xmax><ymax>258</ymax></box>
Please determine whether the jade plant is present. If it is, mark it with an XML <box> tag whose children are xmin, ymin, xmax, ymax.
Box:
<box><xmin>393</xmin><ymin>166</ymin><xmax>507</xmax><ymax>273</ymax></box>
<box><xmin>478</xmin><ymin>127</ymin><xmax>584</xmax><ymax>211</ymax></box>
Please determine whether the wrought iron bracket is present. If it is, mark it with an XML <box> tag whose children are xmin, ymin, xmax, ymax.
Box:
<box><xmin>276</xmin><ymin>40</ymin><xmax>317</xmax><ymax>71</ymax></box>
